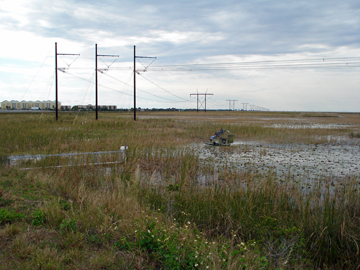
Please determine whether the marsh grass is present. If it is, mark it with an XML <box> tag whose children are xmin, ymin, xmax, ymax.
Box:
<box><xmin>0</xmin><ymin>111</ymin><xmax>359</xmax><ymax>269</ymax></box>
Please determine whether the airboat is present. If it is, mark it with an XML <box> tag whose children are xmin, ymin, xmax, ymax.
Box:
<box><xmin>206</xmin><ymin>130</ymin><xmax>234</xmax><ymax>146</ymax></box>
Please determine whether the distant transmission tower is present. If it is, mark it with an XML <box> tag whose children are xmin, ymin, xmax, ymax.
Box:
<box><xmin>241</xmin><ymin>103</ymin><xmax>249</xmax><ymax>111</ymax></box>
<box><xmin>190</xmin><ymin>90</ymin><xmax>213</xmax><ymax>112</ymax></box>
<box><xmin>226</xmin><ymin>100</ymin><xmax>238</xmax><ymax>111</ymax></box>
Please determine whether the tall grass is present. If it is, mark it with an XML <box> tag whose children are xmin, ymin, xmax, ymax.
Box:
<box><xmin>138</xmin><ymin>155</ymin><xmax>360</xmax><ymax>268</ymax></box>
<box><xmin>0</xmin><ymin>111</ymin><xmax>359</xmax><ymax>269</ymax></box>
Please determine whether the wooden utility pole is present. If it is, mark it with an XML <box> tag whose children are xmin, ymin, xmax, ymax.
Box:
<box><xmin>95</xmin><ymin>44</ymin><xmax>118</xmax><ymax>120</ymax></box>
<box><xmin>55</xmin><ymin>42</ymin><xmax>79</xmax><ymax>121</ymax></box>
<box><xmin>133</xmin><ymin>46</ymin><xmax>136</xmax><ymax>121</ymax></box>
<box><xmin>133</xmin><ymin>45</ymin><xmax>156</xmax><ymax>121</ymax></box>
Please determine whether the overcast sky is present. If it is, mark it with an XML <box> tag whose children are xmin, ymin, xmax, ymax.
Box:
<box><xmin>1</xmin><ymin>0</ymin><xmax>360</xmax><ymax>111</ymax></box>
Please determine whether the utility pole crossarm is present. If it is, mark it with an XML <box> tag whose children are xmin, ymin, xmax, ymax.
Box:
<box><xmin>97</xmin><ymin>54</ymin><xmax>119</xmax><ymax>57</ymax></box>
<box><xmin>136</xmin><ymin>56</ymin><xmax>157</xmax><ymax>59</ymax></box>
<box><xmin>57</xmin><ymin>53</ymin><xmax>80</xmax><ymax>56</ymax></box>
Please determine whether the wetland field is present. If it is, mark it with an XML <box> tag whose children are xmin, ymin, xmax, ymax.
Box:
<box><xmin>0</xmin><ymin>111</ymin><xmax>359</xmax><ymax>269</ymax></box>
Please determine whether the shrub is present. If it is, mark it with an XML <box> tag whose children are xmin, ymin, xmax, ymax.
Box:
<box><xmin>60</xmin><ymin>219</ymin><xmax>77</xmax><ymax>233</ymax></box>
<box><xmin>32</xmin><ymin>209</ymin><xmax>46</xmax><ymax>226</ymax></box>
<box><xmin>0</xmin><ymin>209</ymin><xmax>26</xmax><ymax>224</ymax></box>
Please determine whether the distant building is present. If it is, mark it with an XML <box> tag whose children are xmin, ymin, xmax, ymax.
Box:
<box><xmin>99</xmin><ymin>105</ymin><xmax>117</xmax><ymax>110</ymax></box>
<box><xmin>61</xmin><ymin>105</ymin><xmax>72</xmax><ymax>111</ymax></box>
<box><xmin>1</xmin><ymin>101</ymin><xmax>118</xmax><ymax>111</ymax></box>
<box><xmin>10</xmin><ymin>100</ymin><xmax>20</xmax><ymax>109</ymax></box>
<box><xmin>72</xmin><ymin>105</ymin><xmax>117</xmax><ymax>111</ymax></box>
<box><xmin>1</xmin><ymin>100</ymin><xmax>61</xmax><ymax>110</ymax></box>
<box><xmin>1</xmin><ymin>100</ymin><xmax>10</xmax><ymax>109</ymax></box>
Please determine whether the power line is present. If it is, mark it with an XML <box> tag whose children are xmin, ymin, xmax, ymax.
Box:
<box><xmin>153</xmin><ymin>56</ymin><xmax>360</xmax><ymax>67</ymax></box>
<box><xmin>149</xmin><ymin>57</ymin><xmax>360</xmax><ymax>72</ymax></box>
<box><xmin>21</xmin><ymin>48</ymin><xmax>53</xmax><ymax>101</ymax></box>
<box><xmin>101</xmin><ymin>72</ymin><xmax>189</xmax><ymax>103</ymax></box>
<box><xmin>65</xmin><ymin>70</ymin><xmax>186</xmax><ymax>104</ymax></box>
<box><xmin>138</xmin><ymin>73</ymin><xmax>192</xmax><ymax>102</ymax></box>
<box><xmin>206</xmin><ymin>97</ymin><xmax>227</xmax><ymax>107</ymax></box>
<box><xmin>149</xmin><ymin>63</ymin><xmax>360</xmax><ymax>71</ymax></box>
<box><xmin>47</xmin><ymin>43</ymin><xmax>360</xmax><ymax>113</ymax></box>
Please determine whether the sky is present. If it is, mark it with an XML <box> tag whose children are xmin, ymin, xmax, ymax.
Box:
<box><xmin>1</xmin><ymin>0</ymin><xmax>360</xmax><ymax>111</ymax></box>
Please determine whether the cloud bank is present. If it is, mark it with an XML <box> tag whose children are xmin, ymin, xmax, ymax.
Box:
<box><xmin>1</xmin><ymin>0</ymin><xmax>360</xmax><ymax>111</ymax></box>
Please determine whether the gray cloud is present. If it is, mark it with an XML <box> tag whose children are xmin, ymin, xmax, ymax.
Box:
<box><xmin>14</xmin><ymin>0</ymin><xmax>360</xmax><ymax>59</ymax></box>
<box><xmin>1</xmin><ymin>0</ymin><xmax>360</xmax><ymax>111</ymax></box>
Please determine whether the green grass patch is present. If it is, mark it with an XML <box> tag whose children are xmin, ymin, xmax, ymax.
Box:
<box><xmin>0</xmin><ymin>209</ymin><xmax>26</xmax><ymax>224</ymax></box>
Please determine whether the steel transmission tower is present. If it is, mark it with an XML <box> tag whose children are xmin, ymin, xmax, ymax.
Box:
<box><xmin>226</xmin><ymin>100</ymin><xmax>238</xmax><ymax>111</ymax></box>
<box><xmin>190</xmin><ymin>91</ymin><xmax>213</xmax><ymax>112</ymax></box>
